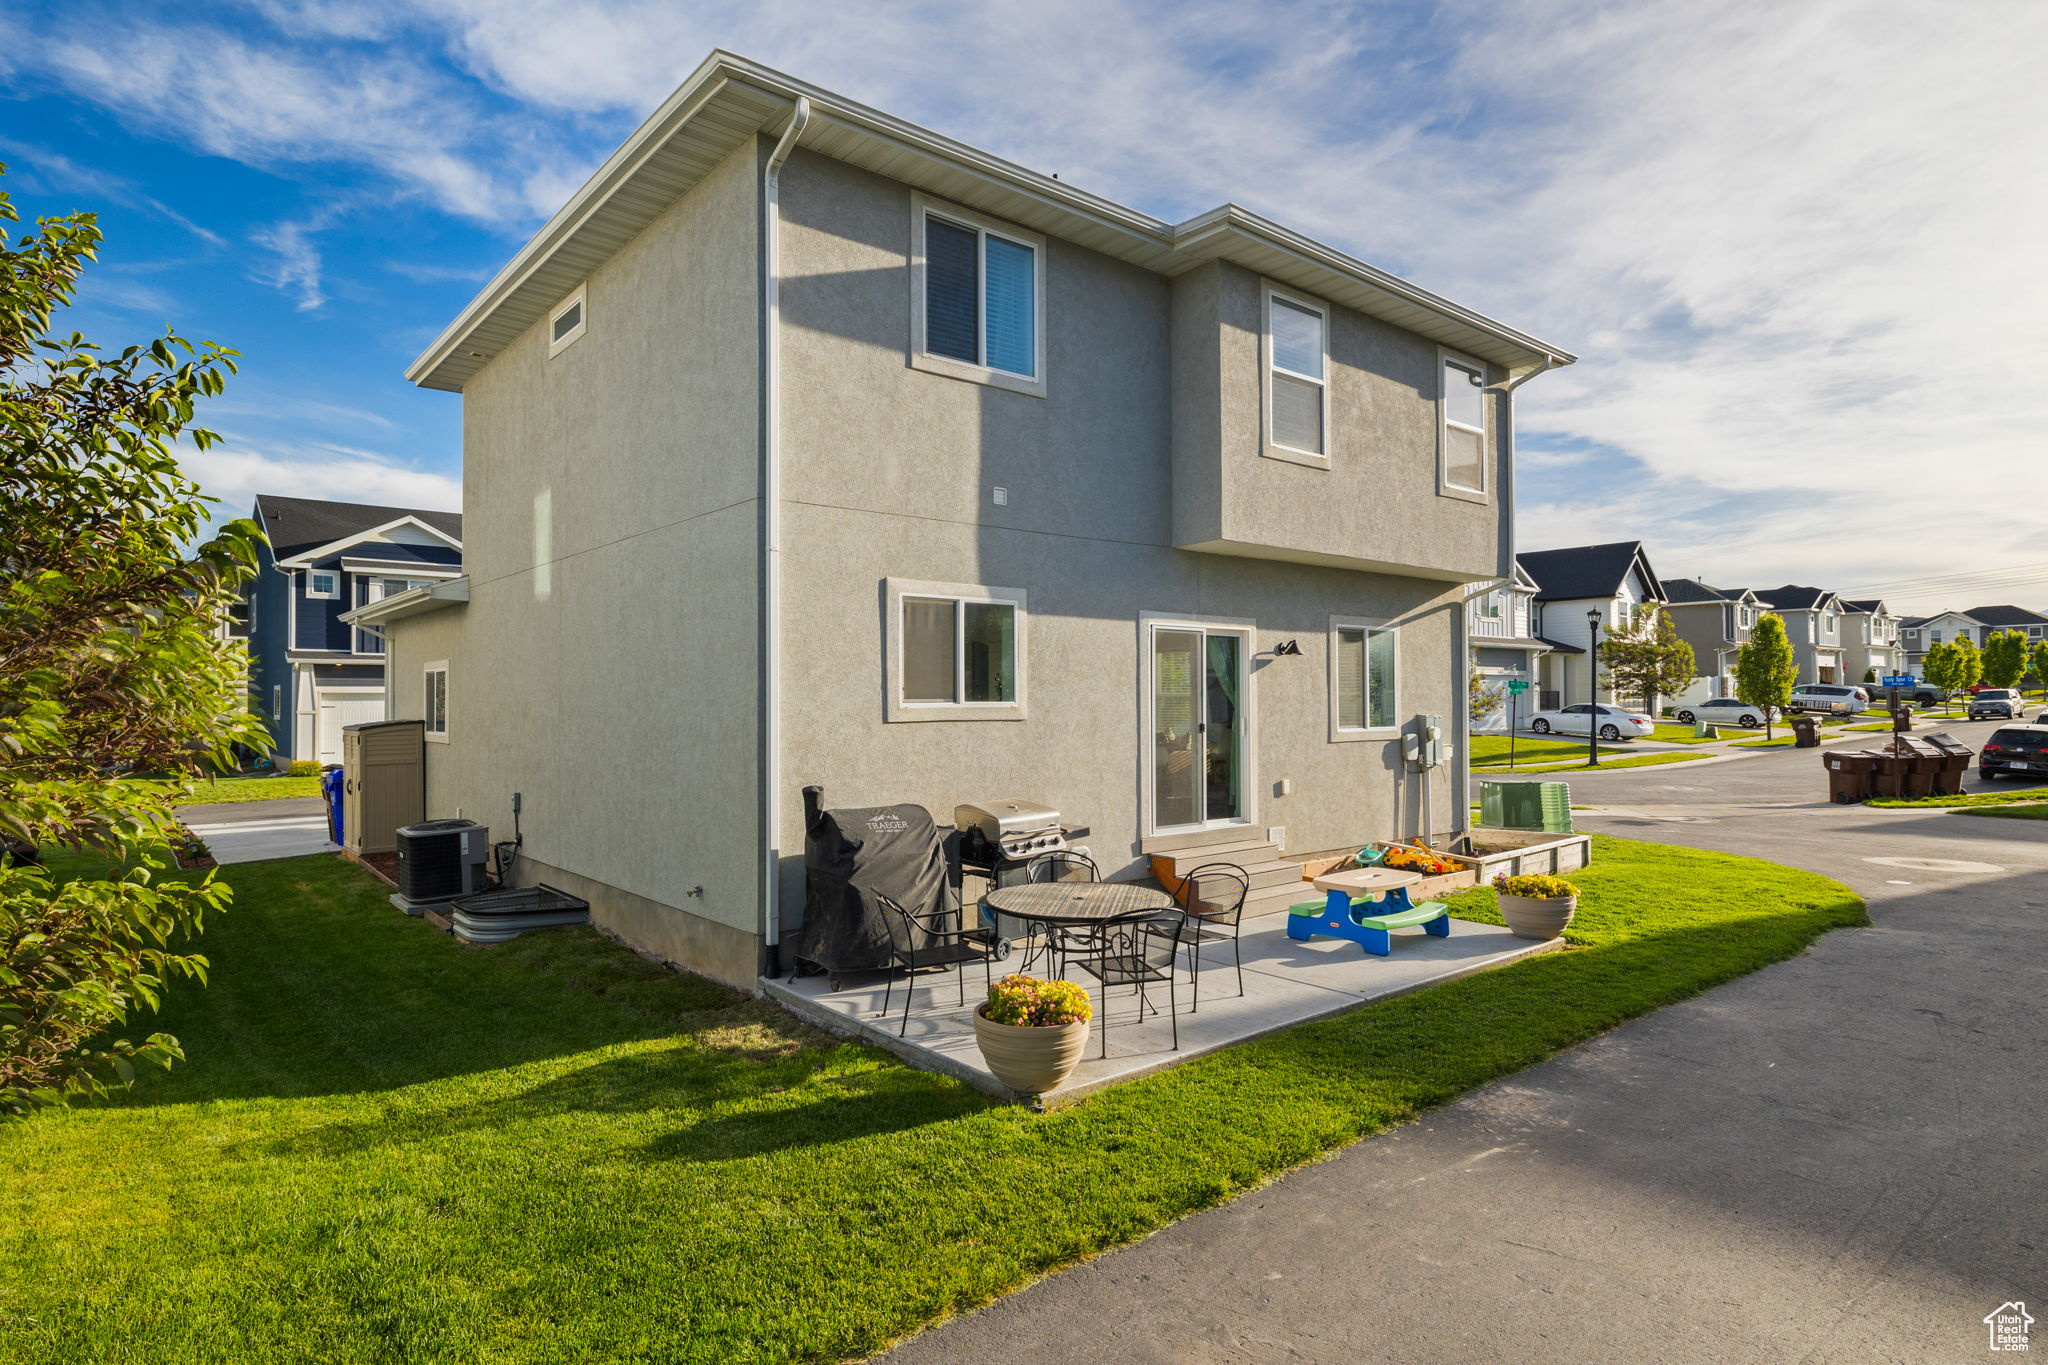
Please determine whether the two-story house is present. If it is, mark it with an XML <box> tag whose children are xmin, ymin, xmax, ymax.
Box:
<box><xmin>1468</xmin><ymin>562</ymin><xmax>1550</xmax><ymax>728</ymax></box>
<box><xmin>1661</xmin><ymin>577</ymin><xmax>1767</xmax><ymax>699</ymax></box>
<box><xmin>1514</xmin><ymin>541</ymin><xmax>1664</xmax><ymax>710</ymax></box>
<box><xmin>350</xmin><ymin>53</ymin><xmax>1574</xmax><ymax>988</ymax></box>
<box><xmin>1900</xmin><ymin>605</ymin><xmax>2048</xmax><ymax>669</ymax></box>
<box><xmin>244</xmin><ymin>495</ymin><xmax>463</xmax><ymax>764</ymax></box>
<box><xmin>1838</xmin><ymin>598</ymin><xmax>1904</xmax><ymax>683</ymax></box>
<box><xmin>1743</xmin><ymin>586</ymin><xmax>1848</xmax><ymax>683</ymax></box>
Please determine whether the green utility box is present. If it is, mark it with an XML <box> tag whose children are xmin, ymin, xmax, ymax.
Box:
<box><xmin>1479</xmin><ymin>779</ymin><xmax>1573</xmax><ymax>833</ymax></box>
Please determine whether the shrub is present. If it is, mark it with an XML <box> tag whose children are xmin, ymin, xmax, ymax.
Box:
<box><xmin>1493</xmin><ymin>872</ymin><xmax>1579</xmax><ymax>899</ymax></box>
<box><xmin>286</xmin><ymin>760</ymin><xmax>322</xmax><ymax>777</ymax></box>
<box><xmin>982</xmin><ymin>974</ymin><xmax>1091</xmax><ymax>1027</ymax></box>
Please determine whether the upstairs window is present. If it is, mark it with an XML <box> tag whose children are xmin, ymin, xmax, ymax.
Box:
<box><xmin>548</xmin><ymin>285</ymin><xmax>587</xmax><ymax>357</ymax></box>
<box><xmin>1266</xmin><ymin>291</ymin><xmax>1328</xmax><ymax>459</ymax></box>
<box><xmin>917</xmin><ymin>205</ymin><xmax>1040</xmax><ymax>386</ymax></box>
<box><xmin>1482</xmin><ymin>591</ymin><xmax>1504</xmax><ymax>619</ymax></box>
<box><xmin>1440</xmin><ymin>354</ymin><xmax>1487</xmax><ymax>495</ymax></box>
<box><xmin>306</xmin><ymin>570</ymin><xmax>338</xmax><ymax>599</ymax></box>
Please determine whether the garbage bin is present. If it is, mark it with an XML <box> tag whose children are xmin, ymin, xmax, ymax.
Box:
<box><xmin>1921</xmin><ymin>734</ymin><xmax>1973</xmax><ymax>795</ymax></box>
<box><xmin>321</xmin><ymin>765</ymin><xmax>345</xmax><ymax>845</ymax></box>
<box><xmin>1869</xmin><ymin>747</ymin><xmax>1910</xmax><ymax>798</ymax></box>
<box><xmin>1899</xmin><ymin>737</ymin><xmax>1942</xmax><ymax>798</ymax></box>
<box><xmin>1822</xmin><ymin>750</ymin><xmax>1880</xmax><ymax>804</ymax></box>
<box><xmin>1790</xmin><ymin>715</ymin><xmax>1822</xmax><ymax>748</ymax></box>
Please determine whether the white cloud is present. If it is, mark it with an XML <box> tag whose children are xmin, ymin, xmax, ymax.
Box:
<box><xmin>185</xmin><ymin>441</ymin><xmax>462</xmax><ymax>521</ymax></box>
<box><xmin>251</xmin><ymin>217</ymin><xmax>329</xmax><ymax>310</ymax></box>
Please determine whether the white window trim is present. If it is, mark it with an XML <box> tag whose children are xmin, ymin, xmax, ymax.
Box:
<box><xmin>1261</xmin><ymin>283</ymin><xmax>1331</xmax><ymax>470</ymax></box>
<box><xmin>884</xmin><ymin>577</ymin><xmax>1029</xmax><ymax>722</ymax></box>
<box><xmin>1329</xmin><ymin>615</ymin><xmax>1401</xmax><ymax>742</ymax></box>
<box><xmin>304</xmin><ymin>569</ymin><xmax>339</xmax><ymax>600</ymax></box>
<box><xmin>547</xmin><ymin>284</ymin><xmax>587</xmax><ymax>358</ymax></box>
<box><xmin>907</xmin><ymin>194</ymin><xmax>1047</xmax><ymax>398</ymax></box>
<box><xmin>270</xmin><ymin>684</ymin><xmax>281</xmax><ymax>721</ymax></box>
<box><xmin>424</xmin><ymin>661</ymin><xmax>449</xmax><ymax>742</ymax></box>
<box><xmin>1437</xmin><ymin>347</ymin><xmax>1490</xmax><ymax>502</ymax></box>
<box><xmin>1138</xmin><ymin>611</ymin><xmax>1259</xmax><ymax>839</ymax></box>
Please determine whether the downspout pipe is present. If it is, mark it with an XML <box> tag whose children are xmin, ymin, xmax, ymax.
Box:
<box><xmin>759</xmin><ymin>97</ymin><xmax>811</xmax><ymax>977</ymax></box>
<box><xmin>1452</xmin><ymin>354</ymin><xmax>1558</xmax><ymax>842</ymax></box>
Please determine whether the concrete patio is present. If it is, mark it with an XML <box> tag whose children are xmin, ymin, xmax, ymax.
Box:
<box><xmin>764</xmin><ymin>913</ymin><xmax>1563</xmax><ymax>1104</ymax></box>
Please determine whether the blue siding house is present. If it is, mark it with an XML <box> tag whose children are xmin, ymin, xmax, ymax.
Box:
<box><xmin>243</xmin><ymin>496</ymin><xmax>463</xmax><ymax>763</ymax></box>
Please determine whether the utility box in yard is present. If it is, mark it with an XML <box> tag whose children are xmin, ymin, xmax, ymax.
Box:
<box><xmin>341</xmin><ymin>719</ymin><xmax>424</xmax><ymax>856</ymax></box>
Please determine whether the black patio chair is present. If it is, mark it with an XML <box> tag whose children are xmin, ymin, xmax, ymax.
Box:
<box><xmin>1173</xmin><ymin>862</ymin><xmax>1249</xmax><ymax>1012</ymax></box>
<box><xmin>1013</xmin><ymin>850</ymin><xmax>1099</xmax><ymax>977</ymax></box>
<box><xmin>1066</xmin><ymin>910</ymin><xmax>1190</xmax><ymax>1058</ymax></box>
<box><xmin>877</xmin><ymin>893</ymin><xmax>995</xmax><ymax>1037</ymax></box>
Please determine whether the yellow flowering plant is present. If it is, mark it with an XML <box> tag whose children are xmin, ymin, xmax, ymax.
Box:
<box><xmin>1492</xmin><ymin>873</ymin><xmax>1579</xmax><ymax>900</ymax></box>
<box><xmin>982</xmin><ymin>974</ymin><xmax>1091</xmax><ymax>1027</ymax></box>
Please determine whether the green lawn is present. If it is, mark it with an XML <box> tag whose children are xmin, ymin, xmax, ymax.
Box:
<box><xmin>1496</xmin><ymin>751</ymin><xmax>1712</xmax><ymax>774</ymax></box>
<box><xmin>1866</xmin><ymin>785</ymin><xmax>2048</xmax><ymax>809</ymax></box>
<box><xmin>1733</xmin><ymin>735</ymin><xmax>1800</xmax><ymax>749</ymax></box>
<box><xmin>1646</xmin><ymin>723</ymin><xmax>1733</xmax><ymax>745</ymax></box>
<box><xmin>1958</xmin><ymin>803</ymin><xmax>2048</xmax><ymax>821</ymax></box>
<box><xmin>1471</xmin><ymin>734</ymin><xmax>1635</xmax><ymax>767</ymax></box>
<box><xmin>0</xmin><ymin>841</ymin><xmax>1864</xmax><ymax>1364</ymax></box>
<box><xmin>151</xmin><ymin>774</ymin><xmax>326</xmax><ymax>806</ymax></box>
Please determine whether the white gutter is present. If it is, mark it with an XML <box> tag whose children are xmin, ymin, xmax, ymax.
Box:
<box><xmin>1454</xmin><ymin>356</ymin><xmax>1557</xmax><ymax>841</ymax></box>
<box><xmin>759</xmin><ymin>97</ymin><xmax>810</xmax><ymax>967</ymax></box>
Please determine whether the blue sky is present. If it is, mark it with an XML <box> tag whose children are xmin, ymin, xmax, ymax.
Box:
<box><xmin>5</xmin><ymin>0</ymin><xmax>2044</xmax><ymax>613</ymax></box>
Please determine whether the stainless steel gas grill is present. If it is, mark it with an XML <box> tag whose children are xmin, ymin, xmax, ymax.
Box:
<box><xmin>955</xmin><ymin>800</ymin><xmax>1090</xmax><ymax>955</ymax></box>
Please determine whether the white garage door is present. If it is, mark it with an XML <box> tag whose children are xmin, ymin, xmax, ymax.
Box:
<box><xmin>316</xmin><ymin>693</ymin><xmax>387</xmax><ymax>764</ymax></box>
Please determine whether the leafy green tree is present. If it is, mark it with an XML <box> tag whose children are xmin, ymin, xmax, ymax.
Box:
<box><xmin>1733</xmin><ymin>613</ymin><xmax>1797</xmax><ymax>738</ymax></box>
<box><xmin>1980</xmin><ymin>629</ymin><xmax>2029</xmax><ymax>690</ymax></box>
<box><xmin>1468</xmin><ymin>668</ymin><xmax>1504</xmax><ymax>727</ymax></box>
<box><xmin>1950</xmin><ymin>633</ymin><xmax>1982</xmax><ymax>693</ymax></box>
<box><xmin>1922</xmin><ymin>640</ymin><xmax>1966</xmax><ymax>703</ymax></box>
<box><xmin>2030</xmin><ymin>640</ymin><xmax>2048</xmax><ymax>699</ymax></box>
<box><xmin>1</xmin><ymin>164</ymin><xmax>264</xmax><ymax>1116</ymax></box>
<box><xmin>1862</xmin><ymin>666</ymin><xmax>1878</xmax><ymax>685</ymax></box>
<box><xmin>1599</xmin><ymin>605</ymin><xmax>1697</xmax><ymax>716</ymax></box>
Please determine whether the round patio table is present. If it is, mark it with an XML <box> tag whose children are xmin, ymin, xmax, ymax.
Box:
<box><xmin>982</xmin><ymin>881</ymin><xmax>1178</xmax><ymax>975</ymax></box>
<box><xmin>983</xmin><ymin>879</ymin><xmax>1177</xmax><ymax>927</ymax></box>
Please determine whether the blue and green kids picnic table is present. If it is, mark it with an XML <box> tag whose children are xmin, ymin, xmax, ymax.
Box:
<box><xmin>1287</xmin><ymin>884</ymin><xmax>1451</xmax><ymax>956</ymax></box>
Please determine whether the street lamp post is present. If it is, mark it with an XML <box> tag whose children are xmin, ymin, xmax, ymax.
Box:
<box><xmin>1585</xmin><ymin>608</ymin><xmax>1603</xmax><ymax>768</ymax></box>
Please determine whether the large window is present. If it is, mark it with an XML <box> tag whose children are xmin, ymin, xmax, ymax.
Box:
<box><xmin>1331</xmin><ymin>622</ymin><xmax>1397</xmax><ymax>735</ymax></box>
<box><xmin>916</xmin><ymin>203</ymin><xmax>1040</xmax><ymax>388</ymax></box>
<box><xmin>1265</xmin><ymin>290</ymin><xmax>1327</xmax><ymax>460</ymax></box>
<box><xmin>424</xmin><ymin>663</ymin><xmax>448</xmax><ymax>740</ymax></box>
<box><xmin>886</xmin><ymin>578</ymin><xmax>1028</xmax><ymax>721</ymax></box>
<box><xmin>1440</xmin><ymin>353</ymin><xmax>1488</xmax><ymax>495</ymax></box>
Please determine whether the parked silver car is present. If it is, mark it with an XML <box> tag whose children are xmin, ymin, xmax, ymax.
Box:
<box><xmin>1967</xmin><ymin>688</ymin><xmax>2024</xmax><ymax>720</ymax></box>
<box><xmin>1673</xmin><ymin>698</ymin><xmax>1766</xmax><ymax>729</ymax></box>
<box><xmin>1785</xmin><ymin>683</ymin><xmax>1868</xmax><ymax>716</ymax></box>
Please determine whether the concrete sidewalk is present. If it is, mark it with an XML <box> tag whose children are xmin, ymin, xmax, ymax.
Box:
<box><xmin>182</xmin><ymin>800</ymin><xmax>336</xmax><ymax>864</ymax></box>
<box><xmin>884</xmin><ymin>741</ymin><xmax>2048</xmax><ymax>1363</ymax></box>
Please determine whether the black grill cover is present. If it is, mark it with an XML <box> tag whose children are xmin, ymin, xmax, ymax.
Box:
<box><xmin>790</xmin><ymin>792</ymin><xmax>955</xmax><ymax>976</ymax></box>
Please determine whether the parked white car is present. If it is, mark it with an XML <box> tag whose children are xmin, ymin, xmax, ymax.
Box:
<box><xmin>1967</xmin><ymin>688</ymin><xmax>2024</xmax><ymax>720</ymax></box>
<box><xmin>1785</xmin><ymin>683</ymin><xmax>1868</xmax><ymax>715</ymax></box>
<box><xmin>1673</xmin><ymin>697</ymin><xmax>1767</xmax><ymax>729</ymax></box>
<box><xmin>1525</xmin><ymin>703</ymin><xmax>1657</xmax><ymax>740</ymax></box>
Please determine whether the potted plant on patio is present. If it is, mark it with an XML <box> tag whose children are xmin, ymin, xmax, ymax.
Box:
<box><xmin>1491</xmin><ymin>872</ymin><xmax>1580</xmax><ymax>940</ymax></box>
<box><xmin>973</xmin><ymin>974</ymin><xmax>1093</xmax><ymax>1095</ymax></box>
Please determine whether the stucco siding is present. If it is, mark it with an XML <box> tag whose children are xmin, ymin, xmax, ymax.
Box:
<box><xmin>385</xmin><ymin>138</ymin><xmax>765</xmax><ymax>986</ymax></box>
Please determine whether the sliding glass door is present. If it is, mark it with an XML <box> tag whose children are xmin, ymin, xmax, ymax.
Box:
<box><xmin>1150</xmin><ymin>624</ymin><xmax>1247</xmax><ymax>833</ymax></box>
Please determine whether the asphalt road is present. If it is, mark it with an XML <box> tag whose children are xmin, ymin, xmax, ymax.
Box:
<box><xmin>882</xmin><ymin>720</ymin><xmax>2048</xmax><ymax>1363</ymax></box>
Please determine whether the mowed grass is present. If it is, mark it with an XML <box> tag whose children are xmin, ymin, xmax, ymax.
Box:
<box><xmin>156</xmin><ymin>774</ymin><xmax>326</xmax><ymax>806</ymax></box>
<box><xmin>1501</xmin><ymin>751</ymin><xmax>1711</xmax><ymax>774</ymax></box>
<box><xmin>1959</xmin><ymin>803</ymin><xmax>2048</xmax><ymax>820</ymax></box>
<box><xmin>1867</xmin><ymin>784</ymin><xmax>2048</xmax><ymax>809</ymax></box>
<box><xmin>1470</xmin><ymin>734</ymin><xmax>1637</xmax><ymax>767</ymax></box>
<box><xmin>0</xmin><ymin>840</ymin><xmax>1864</xmax><ymax>1364</ymax></box>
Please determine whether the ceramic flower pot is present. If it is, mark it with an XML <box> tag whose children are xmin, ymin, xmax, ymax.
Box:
<box><xmin>972</xmin><ymin>1006</ymin><xmax>1091</xmax><ymax>1095</ymax></box>
<box><xmin>1498</xmin><ymin>892</ymin><xmax>1577</xmax><ymax>941</ymax></box>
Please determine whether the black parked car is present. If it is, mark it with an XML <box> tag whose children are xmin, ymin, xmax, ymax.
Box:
<box><xmin>1978</xmin><ymin>725</ymin><xmax>2048</xmax><ymax>781</ymax></box>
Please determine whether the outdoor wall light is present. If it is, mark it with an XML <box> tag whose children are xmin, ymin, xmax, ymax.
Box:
<box><xmin>1273</xmin><ymin>640</ymin><xmax>1303</xmax><ymax>656</ymax></box>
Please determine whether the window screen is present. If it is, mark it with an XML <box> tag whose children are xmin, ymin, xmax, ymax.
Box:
<box><xmin>1337</xmin><ymin>626</ymin><xmax>1396</xmax><ymax>729</ymax></box>
<box><xmin>1270</xmin><ymin>296</ymin><xmax>1326</xmax><ymax>455</ymax></box>
<box><xmin>1442</xmin><ymin>358</ymin><xmax>1486</xmax><ymax>491</ymax></box>
<box><xmin>902</xmin><ymin>598</ymin><xmax>958</xmax><ymax>703</ymax></box>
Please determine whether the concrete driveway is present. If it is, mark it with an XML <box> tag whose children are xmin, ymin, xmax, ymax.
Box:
<box><xmin>881</xmin><ymin>728</ymin><xmax>2048</xmax><ymax>1363</ymax></box>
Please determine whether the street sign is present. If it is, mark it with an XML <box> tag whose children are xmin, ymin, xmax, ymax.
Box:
<box><xmin>1882</xmin><ymin>674</ymin><xmax>1916</xmax><ymax>688</ymax></box>
<box><xmin>1505</xmin><ymin>679</ymin><xmax>1531</xmax><ymax>694</ymax></box>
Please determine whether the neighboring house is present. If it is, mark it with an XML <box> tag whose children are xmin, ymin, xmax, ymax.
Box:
<box><xmin>1837</xmin><ymin>598</ymin><xmax>1904</xmax><ymax>682</ymax></box>
<box><xmin>350</xmin><ymin>52</ymin><xmax>1574</xmax><ymax>988</ymax></box>
<box><xmin>1469</xmin><ymin>562</ymin><xmax>1550</xmax><ymax>729</ymax></box>
<box><xmin>244</xmin><ymin>495</ymin><xmax>463</xmax><ymax>764</ymax></box>
<box><xmin>1746</xmin><ymin>585</ymin><xmax>1848</xmax><ymax>684</ymax></box>
<box><xmin>1899</xmin><ymin>604</ymin><xmax>2048</xmax><ymax>667</ymax></box>
<box><xmin>1514</xmin><ymin>541</ymin><xmax>1664</xmax><ymax>709</ymax></box>
<box><xmin>1661</xmin><ymin>577</ymin><xmax>1767</xmax><ymax>699</ymax></box>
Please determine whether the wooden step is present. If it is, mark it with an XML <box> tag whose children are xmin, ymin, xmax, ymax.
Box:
<box><xmin>1154</xmin><ymin>839</ymin><xmax>1282</xmax><ymax>877</ymax></box>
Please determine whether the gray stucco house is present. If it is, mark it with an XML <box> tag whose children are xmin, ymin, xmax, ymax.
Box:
<box><xmin>353</xmin><ymin>53</ymin><xmax>1574</xmax><ymax>987</ymax></box>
